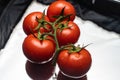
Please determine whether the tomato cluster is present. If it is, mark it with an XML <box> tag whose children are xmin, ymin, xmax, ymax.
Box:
<box><xmin>22</xmin><ymin>0</ymin><xmax>92</xmax><ymax>79</ymax></box>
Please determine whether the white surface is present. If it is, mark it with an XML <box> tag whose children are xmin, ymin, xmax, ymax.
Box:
<box><xmin>0</xmin><ymin>1</ymin><xmax>120</xmax><ymax>80</ymax></box>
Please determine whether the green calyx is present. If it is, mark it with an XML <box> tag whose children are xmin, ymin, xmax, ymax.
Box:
<box><xmin>61</xmin><ymin>44</ymin><xmax>81</xmax><ymax>53</ymax></box>
<box><xmin>69</xmin><ymin>46</ymin><xmax>81</xmax><ymax>53</ymax></box>
<box><xmin>57</xmin><ymin>21</ymin><xmax>69</xmax><ymax>32</ymax></box>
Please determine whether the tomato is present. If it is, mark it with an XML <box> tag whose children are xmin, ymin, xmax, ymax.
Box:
<box><xmin>22</xmin><ymin>34</ymin><xmax>56</xmax><ymax>63</ymax></box>
<box><xmin>57</xmin><ymin>48</ymin><xmax>92</xmax><ymax>78</ymax></box>
<box><xmin>23</xmin><ymin>12</ymin><xmax>51</xmax><ymax>35</ymax></box>
<box><xmin>47</xmin><ymin>1</ymin><xmax>76</xmax><ymax>22</ymax></box>
<box><xmin>57</xmin><ymin>21</ymin><xmax>80</xmax><ymax>46</ymax></box>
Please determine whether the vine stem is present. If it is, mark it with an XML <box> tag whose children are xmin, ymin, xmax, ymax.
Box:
<box><xmin>51</xmin><ymin>16</ymin><xmax>63</xmax><ymax>66</ymax></box>
<box><xmin>40</xmin><ymin>15</ymin><xmax>65</xmax><ymax>66</ymax></box>
<box><xmin>45</xmin><ymin>16</ymin><xmax>64</xmax><ymax>66</ymax></box>
<box><xmin>43</xmin><ymin>16</ymin><xmax>63</xmax><ymax>50</ymax></box>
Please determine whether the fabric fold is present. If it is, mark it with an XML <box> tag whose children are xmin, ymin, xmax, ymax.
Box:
<box><xmin>0</xmin><ymin>0</ymin><xmax>32</xmax><ymax>49</ymax></box>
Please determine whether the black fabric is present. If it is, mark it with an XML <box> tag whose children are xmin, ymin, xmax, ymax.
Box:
<box><xmin>37</xmin><ymin>0</ymin><xmax>120</xmax><ymax>34</ymax></box>
<box><xmin>77</xmin><ymin>0</ymin><xmax>120</xmax><ymax>33</ymax></box>
<box><xmin>0</xmin><ymin>0</ymin><xmax>11</xmax><ymax>16</ymax></box>
<box><xmin>37</xmin><ymin>0</ymin><xmax>55</xmax><ymax>5</ymax></box>
<box><xmin>0</xmin><ymin>0</ymin><xmax>32</xmax><ymax>50</ymax></box>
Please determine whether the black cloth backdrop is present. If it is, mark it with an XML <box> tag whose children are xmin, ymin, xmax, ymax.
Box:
<box><xmin>0</xmin><ymin>0</ymin><xmax>32</xmax><ymax>50</ymax></box>
<box><xmin>0</xmin><ymin>0</ymin><xmax>120</xmax><ymax>49</ymax></box>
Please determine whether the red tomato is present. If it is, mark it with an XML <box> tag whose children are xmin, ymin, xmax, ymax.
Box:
<box><xmin>57</xmin><ymin>21</ymin><xmax>80</xmax><ymax>46</ymax></box>
<box><xmin>23</xmin><ymin>12</ymin><xmax>51</xmax><ymax>35</ymax></box>
<box><xmin>22</xmin><ymin>34</ymin><xmax>56</xmax><ymax>63</ymax></box>
<box><xmin>47</xmin><ymin>1</ymin><xmax>76</xmax><ymax>22</ymax></box>
<box><xmin>57</xmin><ymin>48</ymin><xmax>92</xmax><ymax>78</ymax></box>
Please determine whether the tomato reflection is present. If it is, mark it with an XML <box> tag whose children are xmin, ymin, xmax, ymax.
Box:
<box><xmin>57</xmin><ymin>71</ymin><xmax>87</xmax><ymax>80</ymax></box>
<box><xmin>25</xmin><ymin>60</ymin><xmax>55</xmax><ymax>80</ymax></box>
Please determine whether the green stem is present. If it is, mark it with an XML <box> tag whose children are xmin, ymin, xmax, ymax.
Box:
<box><xmin>50</xmin><ymin>16</ymin><xmax>65</xmax><ymax>66</ymax></box>
<box><xmin>53</xmin><ymin>26</ymin><xmax>59</xmax><ymax>49</ymax></box>
<box><xmin>51</xmin><ymin>16</ymin><xmax>64</xmax><ymax>49</ymax></box>
<box><xmin>54</xmin><ymin>16</ymin><xmax>63</xmax><ymax>24</ymax></box>
<box><xmin>36</xmin><ymin>23</ymin><xmax>42</xmax><ymax>40</ymax></box>
<box><xmin>41</xmin><ymin>19</ymin><xmax>60</xmax><ymax>49</ymax></box>
<box><xmin>42</xmin><ymin>20</ymin><xmax>52</xmax><ymax>26</ymax></box>
<box><xmin>40</xmin><ymin>15</ymin><xmax>65</xmax><ymax>66</ymax></box>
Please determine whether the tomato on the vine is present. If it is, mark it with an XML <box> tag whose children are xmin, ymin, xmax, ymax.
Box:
<box><xmin>57</xmin><ymin>21</ymin><xmax>80</xmax><ymax>46</ymax></box>
<box><xmin>23</xmin><ymin>12</ymin><xmax>51</xmax><ymax>35</ymax></box>
<box><xmin>57</xmin><ymin>47</ymin><xmax>92</xmax><ymax>78</ymax></box>
<box><xmin>47</xmin><ymin>1</ymin><xmax>76</xmax><ymax>22</ymax></box>
<box><xmin>22</xmin><ymin>34</ymin><xmax>56</xmax><ymax>63</ymax></box>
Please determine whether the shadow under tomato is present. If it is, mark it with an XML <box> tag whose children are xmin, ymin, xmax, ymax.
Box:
<box><xmin>57</xmin><ymin>71</ymin><xmax>87</xmax><ymax>80</ymax></box>
<box><xmin>25</xmin><ymin>60</ymin><xmax>55</xmax><ymax>80</ymax></box>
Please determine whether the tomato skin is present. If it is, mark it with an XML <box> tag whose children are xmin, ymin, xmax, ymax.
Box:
<box><xmin>47</xmin><ymin>1</ymin><xmax>76</xmax><ymax>22</ymax></box>
<box><xmin>57</xmin><ymin>21</ymin><xmax>80</xmax><ymax>46</ymax></box>
<box><xmin>22</xmin><ymin>34</ymin><xmax>56</xmax><ymax>63</ymax></box>
<box><xmin>57</xmin><ymin>49</ymin><xmax>92</xmax><ymax>78</ymax></box>
<box><xmin>23</xmin><ymin>12</ymin><xmax>50</xmax><ymax>35</ymax></box>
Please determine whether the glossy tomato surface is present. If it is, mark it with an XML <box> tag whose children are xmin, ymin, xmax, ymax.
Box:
<box><xmin>57</xmin><ymin>48</ymin><xmax>92</xmax><ymax>78</ymax></box>
<box><xmin>47</xmin><ymin>1</ymin><xmax>76</xmax><ymax>22</ymax></box>
<box><xmin>57</xmin><ymin>21</ymin><xmax>80</xmax><ymax>46</ymax></box>
<box><xmin>23</xmin><ymin>12</ymin><xmax>50</xmax><ymax>35</ymax></box>
<box><xmin>22</xmin><ymin>34</ymin><xmax>56</xmax><ymax>63</ymax></box>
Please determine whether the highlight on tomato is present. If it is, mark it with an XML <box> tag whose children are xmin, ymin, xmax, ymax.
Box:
<box><xmin>47</xmin><ymin>1</ymin><xmax>76</xmax><ymax>22</ymax></box>
<box><xmin>23</xmin><ymin>12</ymin><xmax>51</xmax><ymax>35</ymax></box>
<box><xmin>22</xmin><ymin>33</ymin><xmax>56</xmax><ymax>64</ymax></box>
<box><xmin>57</xmin><ymin>45</ymin><xmax>92</xmax><ymax>78</ymax></box>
